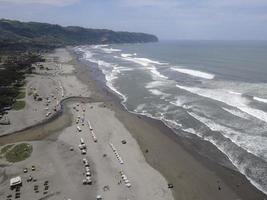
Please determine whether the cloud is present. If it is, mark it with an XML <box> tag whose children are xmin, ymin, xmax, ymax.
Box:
<box><xmin>0</xmin><ymin>0</ymin><xmax>79</xmax><ymax>6</ymax></box>
<box><xmin>120</xmin><ymin>0</ymin><xmax>267</xmax><ymax>9</ymax></box>
<box><xmin>119</xmin><ymin>0</ymin><xmax>179</xmax><ymax>8</ymax></box>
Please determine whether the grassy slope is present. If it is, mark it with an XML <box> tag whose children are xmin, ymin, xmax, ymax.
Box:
<box><xmin>12</xmin><ymin>100</ymin><xmax>26</xmax><ymax>110</ymax></box>
<box><xmin>5</xmin><ymin>143</ymin><xmax>33</xmax><ymax>162</ymax></box>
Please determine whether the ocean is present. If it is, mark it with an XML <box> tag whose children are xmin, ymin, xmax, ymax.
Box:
<box><xmin>74</xmin><ymin>40</ymin><xmax>267</xmax><ymax>194</ymax></box>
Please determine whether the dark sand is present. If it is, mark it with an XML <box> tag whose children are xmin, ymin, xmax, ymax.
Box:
<box><xmin>71</xmin><ymin>48</ymin><xmax>267</xmax><ymax>200</ymax></box>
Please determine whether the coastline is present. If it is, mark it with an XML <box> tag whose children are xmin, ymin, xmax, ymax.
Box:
<box><xmin>0</xmin><ymin>47</ymin><xmax>266</xmax><ymax>199</ymax></box>
<box><xmin>70</xmin><ymin>47</ymin><xmax>267</xmax><ymax>199</ymax></box>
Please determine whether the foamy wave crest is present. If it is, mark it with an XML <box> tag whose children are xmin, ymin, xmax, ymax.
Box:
<box><xmin>101</xmin><ymin>47</ymin><xmax>122</xmax><ymax>53</ymax></box>
<box><xmin>222</xmin><ymin>107</ymin><xmax>250</xmax><ymax>120</ymax></box>
<box><xmin>228</xmin><ymin>91</ymin><xmax>242</xmax><ymax>95</ymax></box>
<box><xmin>77</xmin><ymin>46</ymin><xmax>130</xmax><ymax>104</ymax></box>
<box><xmin>253</xmin><ymin>96</ymin><xmax>267</xmax><ymax>104</ymax></box>
<box><xmin>171</xmin><ymin>67</ymin><xmax>215</xmax><ymax>79</ymax></box>
<box><xmin>133</xmin><ymin>107</ymin><xmax>182</xmax><ymax>130</ymax></box>
<box><xmin>121</xmin><ymin>53</ymin><xmax>136</xmax><ymax>58</ymax></box>
<box><xmin>91</xmin><ymin>45</ymin><xmax>109</xmax><ymax>49</ymax></box>
<box><xmin>117</xmin><ymin>53</ymin><xmax>169</xmax><ymax>80</ymax></box>
<box><xmin>148</xmin><ymin>66</ymin><xmax>168</xmax><ymax>80</ymax></box>
<box><xmin>134</xmin><ymin>104</ymin><xmax>146</xmax><ymax>113</ymax></box>
<box><xmin>121</xmin><ymin>56</ymin><xmax>167</xmax><ymax>67</ymax></box>
<box><xmin>149</xmin><ymin>89</ymin><xmax>170</xmax><ymax>99</ymax></box>
<box><xmin>182</xmin><ymin>120</ymin><xmax>267</xmax><ymax>195</ymax></box>
<box><xmin>145</xmin><ymin>80</ymin><xmax>170</xmax><ymax>89</ymax></box>
<box><xmin>170</xmin><ymin>98</ymin><xmax>192</xmax><ymax>110</ymax></box>
<box><xmin>176</xmin><ymin>84</ymin><xmax>267</xmax><ymax>123</ymax></box>
<box><xmin>188</xmin><ymin>112</ymin><xmax>267</xmax><ymax>159</ymax></box>
<box><xmin>74</xmin><ymin>46</ymin><xmax>98</xmax><ymax>63</ymax></box>
<box><xmin>162</xmin><ymin>118</ymin><xmax>182</xmax><ymax>129</ymax></box>
<box><xmin>106</xmin><ymin>81</ymin><xmax>127</xmax><ymax>103</ymax></box>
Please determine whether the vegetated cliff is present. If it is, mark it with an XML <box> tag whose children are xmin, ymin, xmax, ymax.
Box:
<box><xmin>0</xmin><ymin>19</ymin><xmax>158</xmax><ymax>52</ymax></box>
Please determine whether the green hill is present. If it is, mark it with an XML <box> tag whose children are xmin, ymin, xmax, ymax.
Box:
<box><xmin>0</xmin><ymin>19</ymin><xmax>158</xmax><ymax>52</ymax></box>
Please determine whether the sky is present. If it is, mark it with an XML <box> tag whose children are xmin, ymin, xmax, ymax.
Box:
<box><xmin>0</xmin><ymin>0</ymin><xmax>267</xmax><ymax>40</ymax></box>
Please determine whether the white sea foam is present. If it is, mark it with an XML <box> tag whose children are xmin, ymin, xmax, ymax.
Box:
<box><xmin>170</xmin><ymin>98</ymin><xmax>186</xmax><ymax>107</ymax></box>
<box><xmin>171</xmin><ymin>67</ymin><xmax>215</xmax><ymax>79</ymax></box>
<box><xmin>101</xmin><ymin>47</ymin><xmax>122</xmax><ymax>53</ymax></box>
<box><xmin>115</xmin><ymin>66</ymin><xmax>133</xmax><ymax>72</ymax></box>
<box><xmin>134</xmin><ymin>104</ymin><xmax>146</xmax><ymax>112</ymax></box>
<box><xmin>162</xmin><ymin>118</ymin><xmax>182</xmax><ymax>129</ymax></box>
<box><xmin>91</xmin><ymin>44</ymin><xmax>109</xmax><ymax>49</ymax></box>
<box><xmin>118</xmin><ymin>54</ymin><xmax>169</xmax><ymax>80</ymax></box>
<box><xmin>149</xmin><ymin>89</ymin><xmax>164</xmax><ymax>96</ymax></box>
<box><xmin>170</xmin><ymin>98</ymin><xmax>192</xmax><ymax>110</ymax></box>
<box><xmin>176</xmin><ymin>84</ymin><xmax>267</xmax><ymax>123</ymax></box>
<box><xmin>188</xmin><ymin>112</ymin><xmax>267</xmax><ymax>160</ymax></box>
<box><xmin>121</xmin><ymin>56</ymin><xmax>167</xmax><ymax>67</ymax></box>
<box><xmin>148</xmin><ymin>66</ymin><xmax>168</xmax><ymax>80</ymax></box>
<box><xmin>228</xmin><ymin>91</ymin><xmax>242</xmax><ymax>95</ymax></box>
<box><xmin>107</xmin><ymin>81</ymin><xmax>127</xmax><ymax>103</ymax></box>
<box><xmin>116</xmin><ymin>55</ymin><xmax>168</xmax><ymax>80</ymax></box>
<box><xmin>121</xmin><ymin>53</ymin><xmax>136</xmax><ymax>58</ymax></box>
<box><xmin>84</xmin><ymin>51</ymin><xmax>93</xmax><ymax>59</ymax></box>
<box><xmin>182</xmin><ymin>119</ymin><xmax>267</xmax><ymax>195</ymax></box>
<box><xmin>253</xmin><ymin>96</ymin><xmax>267</xmax><ymax>104</ymax></box>
<box><xmin>145</xmin><ymin>80</ymin><xmax>169</xmax><ymax>89</ymax></box>
<box><xmin>222</xmin><ymin>107</ymin><xmax>250</xmax><ymax>120</ymax></box>
<box><xmin>149</xmin><ymin>89</ymin><xmax>170</xmax><ymax>99</ymax></box>
<box><xmin>183</xmin><ymin>128</ymin><xmax>203</xmax><ymax>138</ymax></box>
<box><xmin>80</xmin><ymin>49</ymin><xmax>127</xmax><ymax>103</ymax></box>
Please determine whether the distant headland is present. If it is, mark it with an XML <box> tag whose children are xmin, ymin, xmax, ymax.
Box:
<box><xmin>0</xmin><ymin>19</ymin><xmax>158</xmax><ymax>52</ymax></box>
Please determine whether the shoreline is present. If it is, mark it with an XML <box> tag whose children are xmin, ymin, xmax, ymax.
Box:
<box><xmin>70</xmin><ymin>47</ymin><xmax>267</xmax><ymax>199</ymax></box>
<box><xmin>0</xmin><ymin>47</ymin><xmax>266</xmax><ymax>199</ymax></box>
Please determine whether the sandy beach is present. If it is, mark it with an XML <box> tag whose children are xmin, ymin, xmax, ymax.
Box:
<box><xmin>0</xmin><ymin>48</ymin><xmax>173</xmax><ymax>200</ymax></box>
<box><xmin>0</xmin><ymin>47</ymin><xmax>266</xmax><ymax>200</ymax></box>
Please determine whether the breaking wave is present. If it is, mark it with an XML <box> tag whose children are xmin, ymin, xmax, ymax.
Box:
<box><xmin>171</xmin><ymin>67</ymin><xmax>215</xmax><ymax>79</ymax></box>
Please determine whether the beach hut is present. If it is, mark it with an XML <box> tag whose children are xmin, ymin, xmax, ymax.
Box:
<box><xmin>10</xmin><ymin>176</ymin><xmax>22</xmax><ymax>189</ymax></box>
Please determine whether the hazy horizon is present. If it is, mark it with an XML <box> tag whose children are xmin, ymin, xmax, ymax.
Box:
<box><xmin>0</xmin><ymin>0</ymin><xmax>267</xmax><ymax>40</ymax></box>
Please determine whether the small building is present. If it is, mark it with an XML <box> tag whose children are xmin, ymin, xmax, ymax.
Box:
<box><xmin>10</xmin><ymin>176</ymin><xmax>22</xmax><ymax>189</ymax></box>
<box><xmin>96</xmin><ymin>195</ymin><xmax>102</xmax><ymax>200</ymax></box>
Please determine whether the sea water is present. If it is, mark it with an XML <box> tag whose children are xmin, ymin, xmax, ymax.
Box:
<box><xmin>74</xmin><ymin>40</ymin><xmax>267</xmax><ymax>194</ymax></box>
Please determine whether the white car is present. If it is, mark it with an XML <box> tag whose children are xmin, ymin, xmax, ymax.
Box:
<box><xmin>81</xmin><ymin>149</ymin><xmax>86</xmax><ymax>155</ymax></box>
<box><xmin>126</xmin><ymin>183</ymin><xmax>131</xmax><ymax>188</ymax></box>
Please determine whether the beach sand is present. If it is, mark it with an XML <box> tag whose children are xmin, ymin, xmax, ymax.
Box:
<box><xmin>0</xmin><ymin>47</ymin><xmax>266</xmax><ymax>200</ymax></box>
